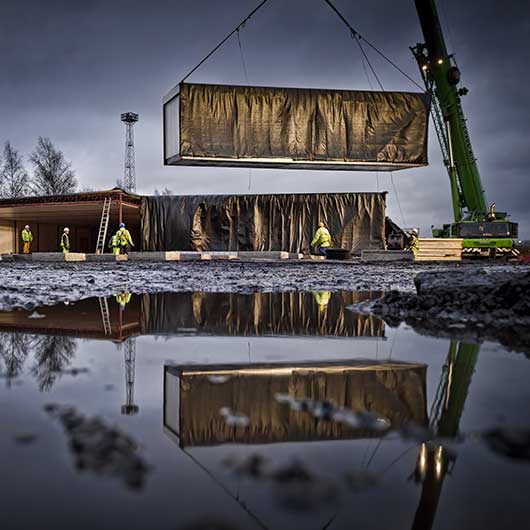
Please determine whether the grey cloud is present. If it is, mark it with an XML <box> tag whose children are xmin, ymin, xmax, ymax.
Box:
<box><xmin>1</xmin><ymin>0</ymin><xmax>528</xmax><ymax>236</ymax></box>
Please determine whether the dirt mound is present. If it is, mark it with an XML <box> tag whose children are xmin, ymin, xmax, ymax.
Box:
<box><xmin>371</xmin><ymin>268</ymin><xmax>530</xmax><ymax>352</ymax></box>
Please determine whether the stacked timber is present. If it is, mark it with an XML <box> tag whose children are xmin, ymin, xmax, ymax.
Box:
<box><xmin>416</xmin><ymin>238</ymin><xmax>463</xmax><ymax>261</ymax></box>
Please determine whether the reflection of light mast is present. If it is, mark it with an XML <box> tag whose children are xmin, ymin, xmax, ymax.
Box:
<box><xmin>121</xmin><ymin>338</ymin><xmax>139</xmax><ymax>415</ymax></box>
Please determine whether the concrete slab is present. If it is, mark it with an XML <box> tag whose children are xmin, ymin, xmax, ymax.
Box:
<box><xmin>128</xmin><ymin>251</ymin><xmax>168</xmax><ymax>261</ymax></box>
<box><xmin>86</xmin><ymin>254</ymin><xmax>118</xmax><ymax>262</ymax></box>
<box><xmin>207</xmin><ymin>251</ymin><xmax>238</xmax><ymax>260</ymax></box>
<box><xmin>31</xmin><ymin>252</ymin><xmax>65</xmax><ymax>262</ymax></box>
<box><xmin>179</xmin><ymin>252</ymin><xmax>210</xmax><ymax>261</ymax></box>
<box><xmin>12</xmin><ymin>254</ymin><xmax>33</xmax><ymax>261</ymax></box>
<box><xmin>238</xmin><ymin>251</ymin><xmax>290</xmax><ymax>260</ymax></box>
<box><xmin>64</xmin><ymin>253</ymin><xmax>86</xmax><ymax>262</ymax></box>
<box><xmin>361</xmin><ymin>250</ymin><xmax>413</xmax><ymax>262</ymax></box>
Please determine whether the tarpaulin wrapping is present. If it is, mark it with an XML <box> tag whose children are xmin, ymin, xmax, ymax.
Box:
<box><xmin>141</xmin><ymin>292</ymin><xmax>384</xmax><ymax>338</ymax></box>
<box><xmin>141</xmin><ymin>192</ymin><xmax>386</xmax><ymax>253</ymax></box>
<box><xmin>166</xmin><ymin>83</ymin><xmax>430</xmax><ymax>170</ymax></box>
<box><xmin>164</xmin><ymin>363</ymin><xmax>427</xmax><ymax>446</ymax></box>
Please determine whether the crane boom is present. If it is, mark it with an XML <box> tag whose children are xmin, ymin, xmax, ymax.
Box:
<box><xmin>411</xmin><ymin>0</ymin><xmax>519</xmax><ymax>257</ymax></box>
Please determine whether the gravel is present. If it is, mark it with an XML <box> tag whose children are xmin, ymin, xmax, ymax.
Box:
<box><xmin>366</xmin><ymin>266</ymin><xmax>530</xmax><ymax>352</ymax></box>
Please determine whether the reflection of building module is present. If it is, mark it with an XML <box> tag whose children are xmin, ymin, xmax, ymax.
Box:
<box><xmin>163</xmin><ymin>361</ymin><xmax>427</xmax><ymax>447</ymax></box>
<box><xmin>0</xmin><ymin>292</ymin><xmax>384</xmax><ymax>340</ymax></box>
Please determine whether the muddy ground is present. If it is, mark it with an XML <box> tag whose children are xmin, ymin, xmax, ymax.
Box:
<box><xmin>0</xmin><ymin>260</ymin><xmax>415</xmax><ymax>310</ymax></box>
<box><xmin>0</xmin><ymin>260</ymin><xmax>525</xmax><ymax>311</ymax></box>
<box><xmin>1</xmin><ymin>260</ymin><xmax>529</xmax><ymax>351</ymax></box>
<box><xmin>366</xmin><ymin>266</ymin><xmax>530</xmax><ymax>352</ymax></box>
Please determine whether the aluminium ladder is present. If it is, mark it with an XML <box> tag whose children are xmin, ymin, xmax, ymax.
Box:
<box><xmin>95</xmin><ymin>196</ymin><xmax>112</xmax><ymax>254</ymax></box>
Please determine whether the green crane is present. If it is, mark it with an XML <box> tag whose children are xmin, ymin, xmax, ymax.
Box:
<box><xmin>411</xmin><ymin>0</ymin><xmax>520</xmax><ymax>258</ymax></box>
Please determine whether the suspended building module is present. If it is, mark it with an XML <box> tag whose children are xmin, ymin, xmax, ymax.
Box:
<box><xmin>164</xmin><ymin>83</ymin><xmax>430</xmax><ymax>171</ymax></box>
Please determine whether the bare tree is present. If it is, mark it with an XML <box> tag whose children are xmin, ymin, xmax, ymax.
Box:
<box><xmin>0</xmin><ymin>141</ymin><xmax>30</xmax><ymax>198</ymax></box>
<box><xmin>0</xmin><ymin>332</ymin><xmax>33</xmax><ymax>388</ymax></box>
<box><xmin>29</xmin><ymin>137</ymin><xmax>77</xmax><ymax>195</ymax></box>
<box><xmin>31</xmin><ymin>335</ymin><xmax>77</xmax><ymax>391</ymax></box>
<box><xmin>153</xmin><ymin>187</ymin><xmax>173</xmax><ymax>196</ymax></box>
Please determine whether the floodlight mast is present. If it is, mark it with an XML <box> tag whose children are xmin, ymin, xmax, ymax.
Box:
<box><xmin>121</xmin><ymin>112</ymin><xmax>139</xmax><ymax>193</ymax></box>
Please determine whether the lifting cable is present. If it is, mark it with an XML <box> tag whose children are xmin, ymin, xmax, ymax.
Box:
<box><xmin>170</xmin><ymin>0</ymin><xmax>270</xmax><ymax>97</ymax></box>
<box><xmin>323</xmin><ymin>0</ymin><xmax>424</xmax><ymax>91</ymax></box>
<box><xmin>323</xmin><ymin>0</ymin><xmax>409</xmax><ymax>226</ymax></box>
<box><xmin>236</xmin><ymin>27</ymin><xmax>254</xmax><ymax>190</ymax></box>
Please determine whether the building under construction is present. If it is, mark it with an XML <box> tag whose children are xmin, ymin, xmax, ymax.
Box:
<box><xmin>0</xmin><ymin>189</ymin><xmax>387</xmax><ymax>255</ymax></box>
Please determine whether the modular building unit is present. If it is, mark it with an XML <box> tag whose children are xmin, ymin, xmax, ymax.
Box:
<box><xmin>163</xmin><ymin>83</ymin><xmax>430</xmax><ymax>170</ymax></box>
<box><xmin>141</xmin><ymin>192</ymin><xmax>386</xmax><ymax>254</ymax></box>
<box><xmin>0</xmin><ymin>189</ymin><xmax>141</xmax><ymax>254</ymax></box>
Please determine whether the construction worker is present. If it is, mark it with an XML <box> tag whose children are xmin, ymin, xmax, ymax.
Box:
<box><xmin>311</xmin><ymin>222</ymin><xmax>332</xmax><ymax>256</ymax></box>
<box><xmin>114</xmin><ymin>287</ymin><xmax>132</xmax><ymax>310</ymax></box>
<box><xmin>313</xmin><ymin>291</ymin><xmax>331</xmax><ymax>312</ymax></box>
<box><xmin>408</xmin><ymin>228</ymin><xmax>420</xmax><ymax>259</ymax></box>
<box><xmin>60</xmin><ymin>227</ymin><xmax>70</xmax><ymax>253</ymax></box>
<box><xmin>109</xmin><ymin>232</ymin><xmax>121</xmax><ymax>256</ymax></box>
<box><xmin>21</xmin><ymin>225</ymin><xmax>33</xmax><ymax>254</ymax></box>
<box><xmin>116</xmin><ymin>223</ymin><xmax>134</xmax><ymax>254</ymax></box>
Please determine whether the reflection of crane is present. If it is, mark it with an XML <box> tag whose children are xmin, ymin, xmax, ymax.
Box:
<box><xmin>411</xmin><ymin>340</ymin><xmax>479</xmax><ymax>530</ymax></box>
<box><xmin>121</xmin><ymin>337</ymin><xmax>139</xmax><ymax>415</ymax></box>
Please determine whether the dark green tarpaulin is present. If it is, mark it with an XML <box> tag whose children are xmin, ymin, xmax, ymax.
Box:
<box><xmin>141</xmin><ymin>292</ymin><xmax>385</xmax><ymax>338</ymax></box>
<box><xmin>165</xmin><ymin>83</ymin><xmax>430</xmax><ymax>170</ymax></box>
<box><xmin>141</xmin><ymin>192</ymin><xmax>386</xmax><ymax>253</ymax></box>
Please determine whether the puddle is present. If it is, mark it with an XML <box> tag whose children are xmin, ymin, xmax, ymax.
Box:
<box><xmin>0</xmin><ymin>291</ymin><xmax>529</xmax><ymax>530</ymax></box>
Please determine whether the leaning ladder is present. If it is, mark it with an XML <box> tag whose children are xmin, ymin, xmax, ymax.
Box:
<box><xmin>98</xmin><ymin>297</ymin><xmax>112</xmax><ymax>335</ymax></box>
<box><xmin>96</xmin><ymin>197</ymin><xmax>112</xmax><ymax>254</ymax></box>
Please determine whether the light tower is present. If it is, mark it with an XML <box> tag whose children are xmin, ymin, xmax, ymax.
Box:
<box><xmin>120</xmin><ymin>112</ymin><xmax>139</xmax><ymax>193</ymax></box>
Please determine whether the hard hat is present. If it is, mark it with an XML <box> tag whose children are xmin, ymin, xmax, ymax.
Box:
<box><xmin>318</xmin><ymin>222</ymin><xmax>324</xmax><ymax>228</ymax></box>
<box><xmin>412</xmin><ymin>228</ymin><xmax>419</xmax><ymax>234</ymax></box>
<box><xmin>64</xmin><ymin>227</ymin><xmax>69</xmax><ymax>232</ymax></box>
<box><xmin>24</xmin><ymin>225</ymin><xmax>29</xmax><ymax>229</ymax></box>
<box><xmin>119</xmin><ymin>223</ymin><xmax>125</xmax><ymax>228</ymax></box>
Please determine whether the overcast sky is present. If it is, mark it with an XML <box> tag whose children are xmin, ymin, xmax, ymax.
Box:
<box><xmin>1</xmin><ymin>0</ymin><xmax>529</xmax><ymax>236</ymax></box>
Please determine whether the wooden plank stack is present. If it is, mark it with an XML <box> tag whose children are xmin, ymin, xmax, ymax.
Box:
<box><xmin>416</xmin><ymin>238</ymin><xmax>463</xmax><ymax>261</ymax></box>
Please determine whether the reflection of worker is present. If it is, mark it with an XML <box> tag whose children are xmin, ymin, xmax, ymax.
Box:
<box><xmin>60</xmin><ymin>227</ymin><xmax>70</xmax><ymax>253</ymax></box>
<box><xmin>116</xmin><ymin>223</ymin><xmax>134</xmax><ymax>254</ymax></box>
<box><xmin>311</xmin><ymin>222</ymin><xmax>332</xmax><ymax>256</ymax></box>
<box><xmin>109</xmin><ymin>233</ymin><xmax>120</xmax><ymax>256</ymax></box>
<box><xmin>114</xmin><ymin>288</ymin><xmax>132</xmax><ymax>310</ymax></box>
<box><xmin>408</xmin><ymin>228</ymin><xmax>420</xmax><ymax>259</ymax></box>
<box><xmin>313</xmin><ymin>291</ymin><xmax>331</xmax><ymax>312</ymax></box>
<box><xmin>21</xmin><ymin>225</ymin><xmax>33</xmax><ymax>254</ymax></box>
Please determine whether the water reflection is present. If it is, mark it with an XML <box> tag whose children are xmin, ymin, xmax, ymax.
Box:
<box><xmin>163</xmin><ymin>361</ymin><xmax>427</xmax><ymax>446</ymax></box>
<box><xmin>0</xmin><ymin>291</ymin><xmax>384</xmax><ymax>342</ymax></box>
<box><xmin>1</xmin><ymin>291</ymin><xmax>529</xmax><ymax>530</ymax></box>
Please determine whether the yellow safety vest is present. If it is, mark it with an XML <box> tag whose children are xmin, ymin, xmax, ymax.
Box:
<box><xmin>311</xmin><ymin>227</ymin><xmax>331</xmax><ymax>248</ymax></box>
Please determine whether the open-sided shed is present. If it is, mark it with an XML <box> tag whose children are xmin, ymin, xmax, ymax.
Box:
<box><xmin>0</xmin><ymin>189</ymin><xmax>141</xmax><ymax>254</ymax></box>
